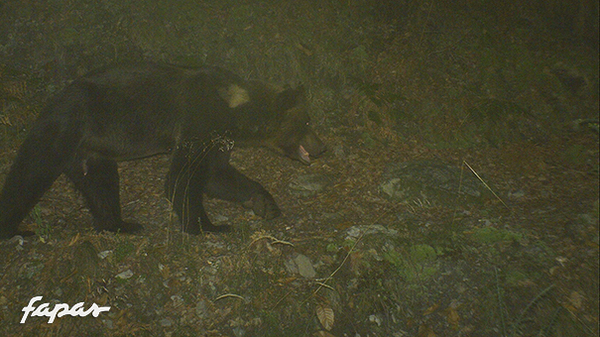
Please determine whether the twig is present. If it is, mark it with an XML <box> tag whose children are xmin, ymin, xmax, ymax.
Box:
<box><xmin>463</xmin><ymin>160</ymin><xmax>510</xmax><ymax>210</ymax></box>
<box><xmin>214</xmin><ymin>293</ymin><xmax>245</xmax><ymax>302</ymax></box>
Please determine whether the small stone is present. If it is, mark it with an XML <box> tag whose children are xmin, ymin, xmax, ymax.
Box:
<box><xmin>196</xmin><ymin>300</ymin><xmax>208</xmax><ymax>319</ymax></box>
<box><xmin>159</xmin><ymin>318</ymin><xmax>173</xmax><ymax>327</ymax></box>
<box><xmin>285</xmin><ymin>253</ymin><xmax>317</xmax><ymax>278</ymax></box>
<box><xmin>115</xmin><ymin>269</ymin><xmax>134</xmax><ymax>280</ymax></box>
<box><xmin>288</xmin><ymin>174</ymin><xmax>330</xmax><ymax>197</ymax></box>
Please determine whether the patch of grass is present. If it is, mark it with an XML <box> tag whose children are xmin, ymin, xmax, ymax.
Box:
<box><xmin>32</xmin><ymin>205</ymin><xmax>52</xmax><ymax>242</ymax></box>
<box><xmin>503</xmin><ymin>268</ymin><xmax>530</xmax><ymax>287</ymax></box>
<box><xmin>382</xmin><ymin>244</ymin><xmax>439</xmax><ymax>283</ymax></box>
<box><xmin>113</xmin><ymin>239</ymin><xmax>136</xmax><ymax>263</ymax></box>
<box><xmin>470</xmin><ymin>226</ymin><xmax>524</xmax><ymax>245</ymax></box>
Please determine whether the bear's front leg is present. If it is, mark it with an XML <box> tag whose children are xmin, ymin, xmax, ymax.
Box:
<box><xmin>204</xmin><ymin>152</ymin><xmax>281</xmax><ymax>220</ymax></box>
<box><xmin>165</xmin><ymin>148</ymin><xmax>232</xmax><ymax>234</ymax></box>
<box><xmin>244</xmin><ymin>192</ymin><xmax>281</xmax><ymax>220</ymax></box>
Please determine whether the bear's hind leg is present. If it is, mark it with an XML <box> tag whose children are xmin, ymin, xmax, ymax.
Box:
<box><xmin>0</xmin><ymin>123</ymin><xmax>81</xmax><ymax>239</ymax></box>
<box><xmin>65</xmin><ymin>157</ymin><xmax>142</xmax><ymax>234</ymax></box>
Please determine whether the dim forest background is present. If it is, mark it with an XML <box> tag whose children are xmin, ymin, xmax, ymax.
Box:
<box><xmin>0</xmin><ymin>0</ymin><xmax>598</xmax><ymax>336</ymax></box>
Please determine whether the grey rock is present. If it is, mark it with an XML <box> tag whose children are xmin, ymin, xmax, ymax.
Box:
<box><xmin>159</xmin><ymin>318</ymin><xmax>173</xmax><ymax>327</ymax></box>
<box><xmin>115</xmin><ymin>269</ymin><xmax>134</xmax><ymax>280</ymax></box>
<box><xmin>285</xmin><ymin>253</ymin><xmax>317</xmax><ymax>278</ymax></box>
<box><xmin>288</xmin><ymin>173</ymin><xmax>330</xmax><ymax>197</ymax></box>
<box><xmin>345</xmin><ymin>224</ymin><xmax>398</xmax><ymax>240</ymax></box>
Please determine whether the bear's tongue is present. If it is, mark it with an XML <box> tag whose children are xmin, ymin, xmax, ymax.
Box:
<box><xmin>298</xmin><ymin>145</ymin><xmax>310</xmax><ymax>164</ymax></box>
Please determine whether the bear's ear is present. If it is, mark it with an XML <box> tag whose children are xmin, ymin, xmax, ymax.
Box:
<box><xmin>276</xmin><ymin>85</ymin><xmax>305</xmax><ymax>111</ymax></box>
<box><xmin>218</xmin><ymin>84</ymin><xmax>250</xmax><ymax>108</ymax></box>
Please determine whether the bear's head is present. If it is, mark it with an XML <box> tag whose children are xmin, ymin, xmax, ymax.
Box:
<box><xmin>221</xmin><ymin>82</ymin><xmax>326</xmax><ymax>165</ymax></box>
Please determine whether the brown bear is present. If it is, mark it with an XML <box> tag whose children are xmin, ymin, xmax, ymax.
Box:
<box><xmin>0</xmin><ymin>62</ymin><xmax>325</xmax><ymax>239</ymax></box>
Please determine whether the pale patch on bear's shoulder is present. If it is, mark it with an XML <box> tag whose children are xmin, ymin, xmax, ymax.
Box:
<box><xmin>219</xmin><ymin>84</ymin><xmax>250</xmax><ymax>108</ymax></box>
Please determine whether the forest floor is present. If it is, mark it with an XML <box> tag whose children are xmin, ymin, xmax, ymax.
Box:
<box><xmin>0</xmin><ymin>0</ymin><xmax>598</xmax><ymax>336</ymax></box>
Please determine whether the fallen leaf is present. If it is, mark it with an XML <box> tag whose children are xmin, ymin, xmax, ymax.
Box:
<box><xmin>417</xmin><ymin>324</ymin><xmax>436</xmax><ymax>337</ymax></box>
<box><xmin>316</xmin><ymin>304</ymin><xmax>335</xmax><ymax>331</ymax></box>
<box><xmin>568</xmin><ymin>291</ymin><xmax>584</xmax><ymax>311</ymax></box>
<box><xmin>423</xmin><ymin>302</ymin><xmax>440</xmax><ymax>316</ymax></box>
<box><xmin>443</xmin><ymin>306</ymin><xmax>461</xmax><ymax>330</ymax></box>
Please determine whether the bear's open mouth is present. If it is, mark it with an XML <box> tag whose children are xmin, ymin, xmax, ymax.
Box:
<box><xmin>298</xmin><ymin>145</ymin><xmax>310</xmax><ymax>164</ymax></box>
